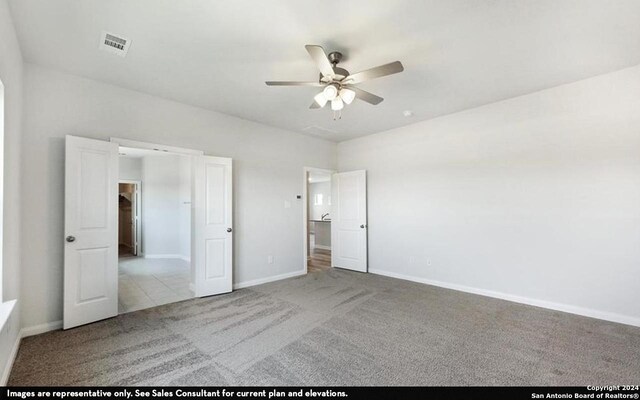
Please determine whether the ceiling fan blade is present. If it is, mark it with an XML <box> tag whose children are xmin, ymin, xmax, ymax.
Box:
<box><xmin>265</xmin><ymin>81</ymin><xmax>324</xmax><ymax>86</ymax></box>
<box><xmin>309</xmin><ymin>101</ymin><xmax>321</xmax><ymax>109</ymax></box>
<box><xmin>351</xmin><ymin>87</ymin><xmax>384</xmax><ymax>105</ymax></box>
<box><xmin>343</xmin><ymin>61</ymin><xmax>404</xmax><ymax>84</ymax></box>
<box><xmin>305</xmin><ymin>45</ymin><xmax>335</xmax><ymax>78</ymax></box>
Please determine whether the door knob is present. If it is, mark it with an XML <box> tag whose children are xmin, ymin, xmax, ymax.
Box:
<box><xmin>66</xmin><ymin>235</ymin><xmax>76</xmax><ymax>243</ymax></box>
<box><xmin>227</xmin><ymin>228</ymin><xmax>232</xmax><ymax>233</ymax></box>
<box><xmin>360</xmin><ymin>224</ymin><xmax>367</xmax><ymax>229</ymax></box>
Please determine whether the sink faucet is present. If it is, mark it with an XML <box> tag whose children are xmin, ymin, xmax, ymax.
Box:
<box><xmin>321</xmin><ymin>213</ymin><xmax>330</xmax><ymax>220</ymax></box>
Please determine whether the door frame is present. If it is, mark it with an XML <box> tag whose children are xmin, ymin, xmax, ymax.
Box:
<box><xmin>302</xmin><ymin>166</ymin><xmax>336</xmax><ymax>274</ymax></box>
<box><xmin>110</xmin><ymin>137</ymin><xmax>204</xmax><ymax>156</ymax></box>
<box><xmin>118</xmin><ymin>179</ymin><xmax>141</xmax><ymax>256</ymax></box>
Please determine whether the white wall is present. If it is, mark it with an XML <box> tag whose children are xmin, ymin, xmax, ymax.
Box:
<box><xmin>338</xmin><ymin>65</ymin><xmax>640</xmax><ymax>326</ymax></box>
<box><xmin>20</xmin><ymin>64</ymin><xmax>336</xmax><ymax>329</ymax></box>
<box><xmin>141</xmin><ymin>154</ymin><xmax>190</xmax><ymax>259</ymax></box>
<box><xmin>0</xmin><ymin>0</ymin><xmax>23</xmax><ymax>383</ymax></box>
<box><xmin>119</xmin><ymin>157</ymin><xmax>142</xmax><ymax>181</ymax></box>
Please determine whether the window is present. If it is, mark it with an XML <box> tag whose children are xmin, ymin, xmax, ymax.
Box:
<box><xmin>314</xmin><ymin>194</ymin><xmax>323</xmax><ymax>205</ymax></box>
<box><xmin>0</xmin><ymin>77</ymin><xmax>15</xmax><ymax>327</ymax></box>
<box><xmin>0</xmin><ymin>79</ymin><xmax>4</xmax><ymax>302</ymax></box>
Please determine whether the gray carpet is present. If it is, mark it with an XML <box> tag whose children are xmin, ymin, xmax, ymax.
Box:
<box><xmin>9</xmin><ymin>269</ymin><xmax>640</xmax><ymax>386</ymax></box>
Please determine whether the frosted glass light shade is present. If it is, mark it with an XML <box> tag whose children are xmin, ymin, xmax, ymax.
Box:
<box><xmin>339</xmin><ymin>88</ymin><xmax>355</xmax><ymax>104</ymax></box>
<box><xmin>314</xmin><ymin>92</ymin><xmax>328</xmax><ymax>107</ymax></box>
<box><xmin>331</xmin><ymin>97</ymin><xmax>344</xmax><ymax>111</ymax></box>
<box><xmin>323</xmin><ymin>84</ymin><xmax>338</xmax><ymax>101</ymax></box>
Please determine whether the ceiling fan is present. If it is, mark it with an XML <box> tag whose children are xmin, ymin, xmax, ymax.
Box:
<box><xmin>266</xmin><ymin>45</ymin><xmax>404</xmax><ymax>118</ymax></box>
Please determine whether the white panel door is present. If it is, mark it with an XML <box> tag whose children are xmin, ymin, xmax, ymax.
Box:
<box><xmin>193</xmin><ymin>155</ymin><xmax>233</xmax><ymax>296</ymax></box>
<box><xmin>331</xmin><ymin>170</ymin><xmax>368</xmax><ymax>272</ymax></box>
<box><xmin>64</xmin><ymin>135</ymin><xmax>119</xmax><ymax>329</ymax></box>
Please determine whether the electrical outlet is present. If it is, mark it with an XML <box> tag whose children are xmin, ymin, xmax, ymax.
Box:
<box><xmin>426</xmin><ymin>259</ymin><xmax>432</xmax><ymax>267</ymax></box>
<box><xmin>267</xmin><ymin>255</ymin><xmax>274</xmax><ymax>264</ymax></box>
<box><xmin>408</xmin><ymin>256</ymin><xmax>416</xmax><ymax>265</ymax></box>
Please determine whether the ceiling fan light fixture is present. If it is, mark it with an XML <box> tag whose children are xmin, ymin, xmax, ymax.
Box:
<box><xmin>323</xmin><ymin>84</ymin><xmax>339</xmax><ymax>101</ymax></box>
<box><xmin>314</xmin><ymin>92</ymin><xmax>328</xmax><ymax>107</ymax></box>
<box><xmin>339</xmin><ymin>88</ymin><xmax>355</xmax><ymax>105</ymax></box>
<box><xmin>265</xmin><ymin>45</ymin><xmax>404</xmax><ymax>119</ymax></box>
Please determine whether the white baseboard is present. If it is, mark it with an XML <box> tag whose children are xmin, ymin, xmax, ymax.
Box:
<box><xmin>369</xmin><ymin>269</ymin><xmax>640</xmax><ymax>328</ymax></box>
<box><xmin>189</xmin><ymin>283</ymin><xmax>195</xmax><ymax>293</ymax></box>
<box><xmin>233</xmin><ymin>269</ymin><xmax>306</xmax><ymax>290</ymax></box>
<box><xmin>313</xmin><ymin>244</ymin><xmax>331</xmax><ymax>251</ymax></box>
<box><xmin>21</xmin><ymin>320</ymin><xmax>63</xmax><ymax>338</ymax></box>
<box><xmin>144</xmin><ymin>254</ymin><xmax>190</xmax><ymax>263</ymax></box>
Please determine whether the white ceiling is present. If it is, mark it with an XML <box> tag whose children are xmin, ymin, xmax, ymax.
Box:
<box><xmin>9</xmin><ymin>0</ymin><xmax>640</xmax><ymax>141</ymax></box>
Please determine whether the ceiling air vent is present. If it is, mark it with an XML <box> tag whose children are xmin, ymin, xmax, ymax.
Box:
<box><xmin>99</xmin><ymin>31</ymin><xmax>131</xmax><ymax>57</ymax></box>
<box><xmin>302</xmin><ymin>125</ymin><xmax>338</xmax><ymax>137</ymax></box>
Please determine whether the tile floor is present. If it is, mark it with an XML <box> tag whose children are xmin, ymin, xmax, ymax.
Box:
<box><xmin>118</xmin><ymin>256</ymin><xmax>193</xmax><ymax>313</ymax></box>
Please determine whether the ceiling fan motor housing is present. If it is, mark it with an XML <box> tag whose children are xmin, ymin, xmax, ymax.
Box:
<box><xmin>319</xmin><ymin>51</ymin><xmax>349</xmax><ymax>82</ymax></box>
<box><xmin>328</xmin><ymin>51</ymin><xmax>343</xmax><ymax>64</ymax></box>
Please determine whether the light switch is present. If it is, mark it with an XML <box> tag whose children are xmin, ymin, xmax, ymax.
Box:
<box><xmin>284</xmin><ymin>200</ymin><xmax>291</xmax><ymax>209</ymax></box>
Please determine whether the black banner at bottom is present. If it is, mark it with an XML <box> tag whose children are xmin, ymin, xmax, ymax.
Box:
<box><xmin>2</xmin><ymin>386</ymin><xmax>639</xmax><ymax>400</ymax></box>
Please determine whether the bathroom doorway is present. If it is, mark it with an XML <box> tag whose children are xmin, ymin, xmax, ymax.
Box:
<box><xmin>303</xmin><ymin>167</ymin><xmax>335</xmax><ymax>273</ymax></box>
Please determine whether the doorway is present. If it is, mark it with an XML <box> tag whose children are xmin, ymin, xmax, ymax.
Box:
<box><xmin>117</xmin><ymin>147</ymin><xmax>193</xmax><ymax>313</ymax></box>
<box><xmin>118</xmin><ymin>181</ymin><xmax>140</xmax><ymax>257</ymax></box>
<box><xmin>304</xmin><ymin>167</ymin><xmax>335</xmax><ymax>273</ymax></box>
<box><xmin>64</xmin><ymin>135</ymin><xmax>234</xmax><ymax>329</ymax></box>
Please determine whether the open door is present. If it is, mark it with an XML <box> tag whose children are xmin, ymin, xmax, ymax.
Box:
<box><xmin>64</xmin><ymin>136</ymin><xmax>119</xmax><ymax>329</ymax></box>
<box><xmin>130</xmin><ymin>182</ymin><xmax>141</xmax><ymax>256</ymax></box>
<box><xmin>331</xmin><ymin>170</ymin><xmax>368</xmax><ymax>272</ymax></box>
<box><xmin>193</xmin><ymin>155</ymin><xmax>233</xmax><ymax>296</ymax></box>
